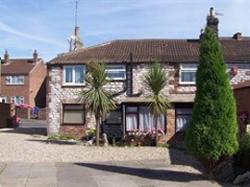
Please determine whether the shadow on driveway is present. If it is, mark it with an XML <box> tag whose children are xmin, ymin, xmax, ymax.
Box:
<box><xmin>0</xmin><ymin>127</ymin><xmax>46</xmax><ymax>136</ymax></box>
<box><xmin>75</xmin><ymin>162</ymin><xmax>205</xmax><ymax>182</ymax></box>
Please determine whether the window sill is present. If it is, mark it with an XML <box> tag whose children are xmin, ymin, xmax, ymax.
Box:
<box><xmin>6</xmin><ymin>84</ymin><xmax>25</xmax><ymax>86</ymax></box>
<box><xmin>61</xmin><ymin>123</ymin><xmax>85</xmax><ymax>126</ymax></box>
<box><xmin>178</xmin><ymin>82</ymin><xmax>196</xmax><ymax>86</ymax></box>
<box><xmin>62</xmin><ymin>84</ymin><xmax>86</xmax><ymax>88</ymax></box>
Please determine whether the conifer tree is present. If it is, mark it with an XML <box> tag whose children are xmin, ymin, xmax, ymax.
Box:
<box><xmin>185</xmin><ymin>27</ymin><xmax>238</xmax><ymax>169</ymax></box>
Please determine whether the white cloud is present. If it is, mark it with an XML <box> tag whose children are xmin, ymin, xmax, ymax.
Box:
<box><xmin>0</xmin><ymin>21</ymin><xmax>65</xmax><ymax>47</ymax></box>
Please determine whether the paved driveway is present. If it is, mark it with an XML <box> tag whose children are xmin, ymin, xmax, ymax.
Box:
<box><xmin>0</xmin><ymin>161</ymin><xmax>221</xmax><ymax>187</ymax></box>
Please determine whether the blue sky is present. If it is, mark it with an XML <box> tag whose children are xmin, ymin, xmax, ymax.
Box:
<box><xmin>0</xmin><ymin>0</ymin><xmax>249</xmax><ymax>61</ymax></box>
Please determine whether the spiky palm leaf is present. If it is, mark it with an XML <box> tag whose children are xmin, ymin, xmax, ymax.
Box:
<box><xmin>81</xmin><ymin>61</ymin><xmax>116</xmax><ymax>146</ymax></box>
<box><xmin>144</xmin><ymin>62</ymin><xmax>169</xmax><ymax>146</ymax></box>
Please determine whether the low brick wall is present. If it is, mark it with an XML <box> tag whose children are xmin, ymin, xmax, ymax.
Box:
<box><xmin>16</xmin><ymin>107</ymin><xmax>30</xmax><ymax>119</ymax></box>
<box><xmin>38</xmin><ymin>107</ymin><xmax>47</xmax><ymax>120</ymax></box>
<box><xmin>16</xmin><ymin>107</ymin><xmax>46</xmax><ymax>120</ymax></box>
<box><xmin>59</xmin><ymin>125</ymin><xmax>86</xmax><ymax>139</ymax></box>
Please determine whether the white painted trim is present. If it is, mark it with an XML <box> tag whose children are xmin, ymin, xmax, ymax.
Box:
<box><xmin>63</xmin><ymin>65</ymin><xmax>86</xmax><ymax>86</ymax></box>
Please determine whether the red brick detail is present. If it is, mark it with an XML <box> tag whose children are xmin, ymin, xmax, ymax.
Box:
<box><xmin>166</xmin><ymin>108</ymin><xmax>176</xmax><ymax>141</ymax></box>
<box><xmin>59</xmin><ymin>125</ymin><xmax>86</xmax><ymax>139</ymax></box>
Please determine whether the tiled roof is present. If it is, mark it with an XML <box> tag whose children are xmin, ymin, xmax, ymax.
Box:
<box><xmin>49</xmin><ymin>37</ymin><xmax>250</xmax><ymax>64</ymax></box>
<box><xmin>1</xmin><ymin>59</ymin><xmax>42</xmax><ymax>75</ymax></box>
<box><xmin>233</xmin><ymin>80</ymin><xmax>250</xmax><ymax>90</ymax></box>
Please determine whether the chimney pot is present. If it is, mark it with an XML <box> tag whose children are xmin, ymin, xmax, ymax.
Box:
<box><xmin>206</xmin><ymin>7</ymin><xmax>219</xmax><ymax>37</ymax></box>
<box><xmin>233</xmin><ymin>32</ymin><xmax>242</xmax><ymax>40</ymax></box>
<box><xmin>4</xmin><ymin>50</ymin><xmax>9</xmax><ymax>64</ymax></box>
<box><xmin>33</xmin><ymin>50</ymin><xmax>38</xmax><ymax>62</ymax></box>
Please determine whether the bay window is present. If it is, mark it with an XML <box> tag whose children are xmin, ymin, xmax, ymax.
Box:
<box><xmin>179</xmin><ymin>64</ymin><xmax>197</xmax><ymax>84</ymax></box>
<box><xmin>126</xmin><ymin>105</ymin><xmax>165</xmax><ymax>132</ymax></box>
<box><xmin>63</xmin><ymin>65</ymin><xmax>85</xmax><ymax>86</ymax></box>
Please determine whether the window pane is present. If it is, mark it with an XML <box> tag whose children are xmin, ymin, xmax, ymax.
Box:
<box><xmin>106</xmin><ymin>110</ymin><xmax>122</xmax><ymax>124</ymax></box>
<box><xmin>64</xmin><ymin>111</ymin><xmax>83</xmax><ymax>123</ymax></box>
<box><xmin>181</xmin><ymin>71</ymin><xmax>196</xmax><ymax>82</ymax></box>
<box><xmin>75</xmin><ymin>66</ymin><xmax>84</xmax><ymax>83</ymax></box>
<box><xmin>126</xmin><ymin>106</ymin><xmax>138</xmax><ymax>113</ymax></box>
<box><xmin>181</xmin><ymin>64</ymin><xmax>198</xmax><ymax>69</ymax></box>
<box><xmin>126</xmin><ymin>114</ymin><xmax>137</xmax><ymax>131</ymax></box>
<box><xmin>139</xmin><ymin>106</ymin><xmax>153</xmax><ymax>131</ymax></box>
<box><xmin>65</xmin><ymin>67</ymin><xmax>73</xmax><ymax>83</ymax></box>
<box><xmin>176</xmin><ymin>115</ymin><xmax>191</xmax><ymax>132</ymax></box>
<box><xmin>63</xmin><ymin>104</ymin><xmax>84</xmax><ymax>124</ymax></box>
<box><xmin>158</xmin><ymin>114</ymin><xmax>165</xmax><ymax>131</ymax></box>
<box><xmin>107</xmin><ymin>71</ymin><xmax>125</xmax><ymax>79</ymax></box>
<box><xmin>106</xmin><ymin>65</ymin><xmax>126</xmax><ymax>80</ymax></box>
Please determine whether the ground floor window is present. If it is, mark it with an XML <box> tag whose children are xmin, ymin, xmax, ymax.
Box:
<box><xmin>11</xmin><ymin>96</ymin><xmax>24</xmax><ymax>105</ymax></box>
<box><xmin>63</xmin><ymin>104</ymin><xmax>84</xmax><ymax>124</ymax></box>
<box><xmin>105</xmin><ymin>106</ymin><xmax>122</xmax><ymax>125</ymax></box>
<box><xmin>126</xmin><ymin>105</ymin><xmax>165</xmax><ymax>132</ymax></box>
<box><xmin>175</xmin><ymin>107</ymin><xmax>192</xmax><ymax>132</ymax></box>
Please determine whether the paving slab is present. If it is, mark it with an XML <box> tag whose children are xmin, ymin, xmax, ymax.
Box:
<box><xmin>0</xmin><ymin>161</ymin><xmax>222</xmax><ymax>187</ymax></box>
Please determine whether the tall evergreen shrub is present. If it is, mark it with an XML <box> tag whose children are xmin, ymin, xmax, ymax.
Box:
<box><xmin>185</xmin><ymin>27</ymin><xmax>238</xmax><ymax>165</ymax></box>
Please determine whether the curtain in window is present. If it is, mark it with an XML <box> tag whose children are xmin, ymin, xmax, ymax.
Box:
<box><xmin>158</xmin><ymin>115</ymin><xmax>165</xmax><ymax>131</ymax></box>
<box><xmin>139</xmin><ymin>107</ymin><xmax>153</xmax><ymax>131</ymax></box>
<box><xmin>75</xmin><ymin>66</ymin><xmax>84</xmax><ymax>83</ymax></box>
<box><xmin>176</xmin><ymin>115</ymin><xmax>190</xmax><ymax>132</ymax></box>
<box><xmin>126</xmin><ymin>114</ymin><xmax>137</xmax><ymax>131</ymax></box>
<box><xmin>65</xmin><ymin>68</ymin><xmax>73</xmax><ymax>82</ymax></box>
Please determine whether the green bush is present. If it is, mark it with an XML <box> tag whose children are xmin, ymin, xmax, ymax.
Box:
<box><xmin>235</xmin><ymin>133</ymin><xmax>250</xmax><ymax>170</ymax></box>
<box><xmin>48</xmin><ymin>134</ymin><xmax>76</xmax><ymax>141</ymax></box>
<box><xmin>185</xmin><ymin>27</ymin><xmax>238</xmax><ymax>166</ymax></box>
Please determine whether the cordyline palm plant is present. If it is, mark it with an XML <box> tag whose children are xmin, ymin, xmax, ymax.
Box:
<box><xmin>144</xmin><ymin>62</ymin><xmax>170</xmax><ymax>146</ymax></box>
<box><xmin>81</xmin><ymin>61</ymin><xmax>116</xmax><ymax>146</ymax></box>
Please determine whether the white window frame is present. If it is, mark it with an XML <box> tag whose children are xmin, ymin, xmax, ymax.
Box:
<box><xmin>0</xmin><ymin>96</ymin><xmax>7</xmax><ymax>103</ymax></box>
<box><xmin>11</xmin><ymin>96</ymin><xmax>24</xmax><ymax>105</ymax></box>
<box><xmin>6</xmin><ymin>75</ymin><xmax>24</xmax><ymax>85</ymax></box>
<box><xmin>106</xmin><ymin>65</ymin><xmax>126</xmax><ymax>80</ymax></box>
<box><xmin>179</xmin><ymin>64</ymin><xmax>197</xmax><ymax>85</ymax></box>
<box><xmin>63</xmin><ymin>65</ymin><xmax>86</xmax><ymax>86</ymax></box>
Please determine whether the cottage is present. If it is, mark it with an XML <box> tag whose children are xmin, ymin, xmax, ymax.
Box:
<box><xmin>47</xmin><ymin>8</ymin><xmax>250</xmax><ymax>141</ymax></box>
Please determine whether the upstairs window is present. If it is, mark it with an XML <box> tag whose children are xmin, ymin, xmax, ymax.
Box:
<box><xmin>179</xmin><ymin>64</ymin><xmax>197</xmax><ymax>84</ymax></box>
<box><xmin>11</xmin><ymin>96</ymin><xmax>24</xmax><ymax>105</ymax></box>
<box><xmin>63</xmin><ymin>65</ymin><xmax>85</xmax><ymax>86</ymax></box>
<box><xmin>106</xmin><ymin>65</ymin><xmax>126</xmax><ymax>80</ymax></box>
<box><xmin>6</xmin><ymin>75</ymin><xmax>24</xmax><ymax>85</ymax></box>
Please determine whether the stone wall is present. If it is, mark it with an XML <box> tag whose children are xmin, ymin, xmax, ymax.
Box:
<box><xmin>47</xmin><ymin>62</ymin><xmax>250</xmax><ymax>139</ymax></box>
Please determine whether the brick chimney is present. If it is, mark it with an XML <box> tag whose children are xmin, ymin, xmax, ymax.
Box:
<box><xmin>233</xmin><ymin>32</ymin><xmax>242</xmax><ymax>40</ymax></box>
<box><xmin>3</xmin><ymin>50</ymin><xmax>9</xmax><ymax>64</ymax></box>
<box><xmin>74</xmin><ymin>26</ymin><xmax>83</xmax><ymax>50</ymax></box>
<box><xmin>33</xmin><ymin>50</ymin><xmax>38</xmax><ymax>62</ymax></box>
<box><xmin>206</xmin><ymin>7</ymin><xmax>219</xmax><ymax>36</ymax></box>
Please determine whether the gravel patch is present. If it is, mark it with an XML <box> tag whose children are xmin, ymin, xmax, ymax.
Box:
<box><xmin>0</xmin><ymin>129</ymin><xmax>169</xmax><ymax>163</ymax></box>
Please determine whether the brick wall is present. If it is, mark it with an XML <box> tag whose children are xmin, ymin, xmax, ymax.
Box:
<box><xmin>29</xmin><ymin>62</ymin><xmax>47</xmax><ymax>107</ymax></box>
<box><xmin>234</xmin><ymin>87</ymin><xmax>250</xmax><ymax>136</ymax></box>
<box><xmin>1</xmin><ymin>75</ymin><xmax>29</xmax><ymax>104</ymax></box>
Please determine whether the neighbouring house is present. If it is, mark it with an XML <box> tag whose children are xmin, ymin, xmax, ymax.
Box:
<box><xmin>0</xmin><ymin>50</ymin><xmax>47</xmax><ymax>115</ymax></box>
<box><xmin>47</xmin><ymin>8</ymin><xmax>250</xmax><ymax>141</ymax></box>
<box><xmin>233</xmin><ymin>80</ymin><xmax>250</xmax><ymax>136</ymax></box>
